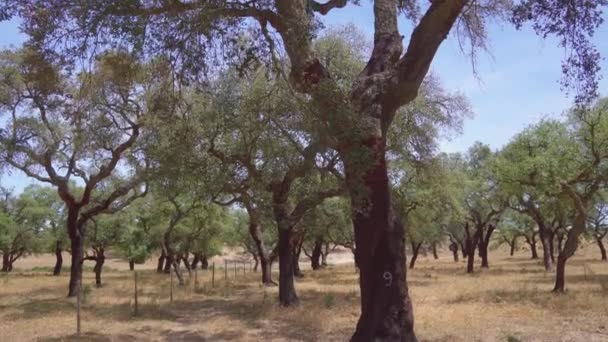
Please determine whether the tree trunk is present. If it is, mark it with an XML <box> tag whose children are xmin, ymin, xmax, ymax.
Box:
<box><xmin>248</xmin><ymin>222</ymin><xmax>275</xmax><ymax>285</ymax></box>
<box><xmin>531</xmin><ymin>241</ymin><xmax>539</xmax><ymax>259</ymax></box>
<box><xmin>278</xmin><ymin>228</ymin><xmax>298</xmax><ymax>306</ymax></box>
<box><xmin>409</xmin><ymin>241</ymin><xmax>422</xmax><ymax>269</ymax></box>
<box><xmin>201</xmin><ymin>255</ymin><xmax>209</xmax><ymax>270</ymax></box>
<box><xmin>53</xmin><ymin>240</ymin><xmax>63</xmax><ymax>276</ymax></box>
<box><xmin>479</xmin><ymin>224</ymin><xmax>495</xmax><ymax>268</ymax></box>
<box><xmin>553</xmin><ymin>205</ymin><xmax>587</xmax><ymax>292</ymax></box>
<box><xmin>181</xmin><ymin>254</ymin><xmax>192</xmax><ymax>276</ymax></box>
<box><xmin>479</xmin><ymin>242</ymin><xmax>489</xmax><ymax>268</ymax></box>
<box><xmin>459</xmin><ymin>241</ymin><xmax>467</xmax><ymax>259</ymax></box>
<box><xmin>449</xmin><ymin>242</ymin><xmax>459</xmax><ymax>262</ymax></box>
<box><xmin>466</xmin><ymin>243</ymin><xmax>475</xmax><ymax>274</ymax></box>
<box><xmin>93</xmin><ymin>248</ymin><xmax>105</xmax><ymax>288</ymax></box>
<box><xmin>345</xmin><ymin>137</ymin><xmax>416</xmax><ymax>342</ymax></box>
<box><xmin>321</xmin><ymin>242</ymin><xmax>329</xmax><ymax>267</ymax></box>
<box><xmin>172</xmin><ymin>261</ymin><xmax>185</xmax><ymax>286</ymax></box>
<box><xmin>157</xmin><ymin>250</ymin><xmax>166</xmax><ymax>273</ymax></box>
<box><xmin>129</xmin><ymin>259</ymin><xmax>135</xmax><ymax>271</ymax></box>
<box><xmin>1</xmin><ymin>253</ymin><xmax>9</xmax><ymax>272</ymax></box>
<box><xmin>509</xmin><ymin>240</ymin><xmax>516</xmax><ymax>257</ymax></box>
<box><xmin>163</xmin><ymin>253</ymin><xmax>173</xmax><ymax>274</ymax></box>
<box><xmin>293</xmin><ymin>235</ymin><xmax>304</xmax><ymax>278</ymax></box>
<box><xmin>253</xmin><ymin>254</ymin><xmax>259</xmax><ymax>271</ymax></box>
<box><xmin>311</xmin><ymin>237</ymin><xmax>323</xmax><ymax>270</ymax></box>
<box><xmin>431</xmin><ymin>241</ymin><xmax>439</xmax><ymax>260</ymax></box>
<box><xmin>464</xmin><ymin>224</ymin><xmax>480</xmax><ymax>274</ymax></box>
<box><xmin>596</xmin><ymin>237</ymin><xmax>607</xmax><ymax>261</ymax></box>
<box><xmin>538</xmin><ymin>228</ymin><xmax>553</xmax><ymax>271</ymax></box>
<box><xmin>557</xmin><ymin>232</ymin><xmax>565</xmax><ymax>254</ymax></box>
<box><xmin>549</xmin><ymin>230</ymin><xmax>556</xmax><ymax>263</ymax></box>
<box><xmin>554</xmin><ymin>253</ymin><xmax>567</xmax><ymax>292</ymax></box>
<box><xmin>190</xmin><ymin>253</ymin><xmax>200</xmax><ymax>269</ymax></box>
<box><xmin>260</xmin><ymin>255</ymin><xmax>274</xmax><ymax>285</ymax></box>
<box><xmin>67</xmin><ymin>233</ymin><xmax>84</xmax><ymax>297</ymax></box>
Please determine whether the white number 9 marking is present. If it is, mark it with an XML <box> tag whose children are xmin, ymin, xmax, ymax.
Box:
<box><xmin>383</xmin><ymin>272</ymin><xmax>393</xmax><ymax>287</ymax></box>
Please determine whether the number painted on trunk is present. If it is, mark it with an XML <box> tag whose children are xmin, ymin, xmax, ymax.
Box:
<box><xmin>383</xmin><ymin>271</ymin><xmax>393</xmax><ymax>287</ymax></box>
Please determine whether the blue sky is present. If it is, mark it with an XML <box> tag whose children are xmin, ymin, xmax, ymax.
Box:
<box><xmin>1</xmin><ymin>5</ymin><xmax>607</xmax><ymax>192</ymax></box>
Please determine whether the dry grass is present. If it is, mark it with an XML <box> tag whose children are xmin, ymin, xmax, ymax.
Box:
<box><xmin>1</xmin><ymin>246</ymin><xmax>607</xmax><ymax>342</ymax></box>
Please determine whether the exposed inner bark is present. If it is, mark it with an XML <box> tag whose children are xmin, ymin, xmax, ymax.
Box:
<box><xmin>53</xmin><ymin>240</ymin><xmax>63</xmax><ymax>276</ymax></box>
<box><xmin>464</xmin><ymin>223</ymin><xmax>481</xmax><ymax>274</ymax></box>
<box><xmin>311</xmin><ymin>237</ymin><xmax>323</xmax><ymax>270</ymax></box>
<box><xmin>449</xmin><ymin>241</ymin><xmax>459</xmax><ymax>262</ymax></box>
<box><xmin>345</xmin><ymin>137</ymin><xmax>415</xmax><ymax>341</ymax></box>
<box><xmin>68</xmin><ymin>232</ymin><xmax>84</xmax><ymax>297</ymax></box>
<box><xmin>478</xmin><ymin>224</ymin><xmax>496</xmax><ymax>268</ymax></box>
<box><xmin>93</xmin><ymin>247</ymin><xmax>105</xmax><ymax>288</ymax></box>
<box><xmin>293</xmin><ymin>235</ymin><xmax>304</xmax><ymax>278</ymax></box>
<box><xmin>409</xmin><ymin>241</ymin><xmax>423</xmax><ymax>269</ymax></box>
<box><xmin>278</xmin><ymin>228</ymin><xmax>298</xmax><ymax>306</ymax></box>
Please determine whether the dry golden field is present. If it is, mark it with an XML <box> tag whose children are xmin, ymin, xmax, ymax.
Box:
<box><xmin>1</xmin><ymin>246</ymin><xmax>607</xmax><ymax>342</ymax></box>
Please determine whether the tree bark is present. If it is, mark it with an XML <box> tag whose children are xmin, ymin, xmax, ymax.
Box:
<box><xmin>548</xmin><ymin>230</ymin><xmax>556</xmax><ymax>263</ymax></box>
<box><xmin>538</xmin><ymin>228</ymin><xmax>553</xmax><ymax>271</ymax></box>
<box><xmin>553</xmin><ymin>196</ymin><xmax>588</xmax><ymax>292</ymax></box>
<box><xmin>345</xmin><ymin>137</ymin><xmax>415</xmax><ymax>341</ymax></box>
<box><xmin>531</xmin><ymin>241</ymin><xmax>538</xmax><ymax>259</ymax></box>
<box><xmin>172</xmin><ymin>261</ymin><xmax>185</xmax><ymax>286</ymax></box>
<box><xmin>253</xmin><ymin>254</ymin><xmax>259</xmax><ymax>271</ymax></box>
<box><xmin>311</xmin><ymin>237</ymin><xmax>323</xmax><ymax>270</ymax></box>
<box><xmin>278</xmin><ymin>228</ymin><xmax>298</xmax><ymax>306</ymax></box>
<box><xmin>248</xmin><ymin>222</ymin><xmax>275</xmax><ymax>285</ymax></box>
<box><xmin>596</xmin><ymin>236</ymin><xmax>607</xmax><ymax>261</ymax></box>
<box><xmin>190</xmin><ymin>253</ymin><xmax>200</xmax><ymax>269</ymax></box>
<box><xmin>201</xmin><ymin>254</ymin><xmax>209</xmax><ymax>270</ymax></box>
<box><xmin>464</xmin><ymin>223</ymin><xmax>481</xmax><ymax>274</ymax></box>
<box><xmin>449</xmin><ymin>242</ymin><xmax>459</xmax><ymax>262</ymax></box>
<box><xmin>53</xmin><ymin>240</ymin><xmax>63</xmax><ymax>276</ymax></box>
<box><xmin>321</xmin><ymin>242</ymin><xmax>330</xmax><ymax>267</ymax></box>
<box><xmin>157</xmin><ymin>250</ymin><xmax>166</xmax><ymax>273</ymax></box>
<box><xmin>1</xmin><ymin>253</ymin><xmax>9</xmax><ymax>272</ymax></box>
<box><xmin>409</xmin><ymin>241</ymin><xmax>423</xmax><ymax>269</ymax></box>
<box><xmin>293</xmin><ymin>235</ymin><xmax>304</xmax><ymax>278</ymax></box>
<box><xmin>93</xmin><ymin>248</ymin><xmax>105</xmax><ymax>288</ymax></box>
<box><xmin>431</xmin><ymin>241</ymin><xmax>439</xmax><ymax>260</ymax></box>
<box><xmin>129</xmin><ymin>259</ymin><xmax>134</xmax><ymax>271</ymax></box>
<box><xmin>478</xmin><ymin>224</ymin><xmax>495</xmax><ymax>268</ymax></box>
<box><xmin>67</xmin><ymin>232</ymin><xmax>84</xmax><ymax>297</ymax></box>
<box><xmin>163</xmin><ymin>253</ymin><xmax>173</xmax><ymax>274</ymax></box>
<box><xmin>557</xmin><ymin>232</ymin><xmax>565</xmax><ymax>254</ymax></box>
<box><xmin>509</xmin><ymin>239</ymin><xmax>516</xmax><ymax>257</ymax></box>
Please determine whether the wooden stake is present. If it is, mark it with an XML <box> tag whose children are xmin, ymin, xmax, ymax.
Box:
<box><xmin>212</xmin><ymin>262</ymin><xmax>215</xmax><ymax>288</ymax></box>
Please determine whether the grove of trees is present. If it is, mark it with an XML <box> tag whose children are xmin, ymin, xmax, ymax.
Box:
<box><xmin>1</xmin><ymin>1</ymin><xmax>607</xmax><ymax>341</ymax></box>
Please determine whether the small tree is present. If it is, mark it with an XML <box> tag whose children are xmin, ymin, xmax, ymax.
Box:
<box><xmin>0</xmin><ymin>49</ymin><xmax>152</xmax><ymax>296</ymax></box>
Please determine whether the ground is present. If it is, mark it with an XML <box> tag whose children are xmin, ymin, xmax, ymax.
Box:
<box><xmin>1</xmin><ymin>245</ymin><xmax>607</xmax><ymax>342</ymax></box>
